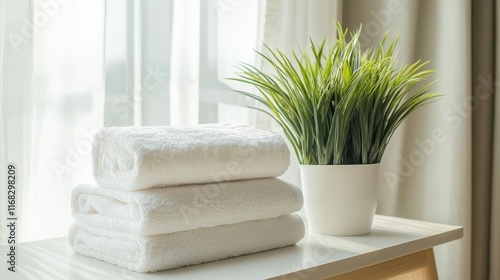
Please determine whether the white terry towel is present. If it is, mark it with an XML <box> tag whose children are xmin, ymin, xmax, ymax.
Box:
<box><xmin>92</xmin><ymin>123</ymin><xmax>290</xmax><ymax>191</ymax></box>
<box><xmin>72</xmin><ymin>178</ymin><xmax>303</xmax><ymax>236</ymax></box>
<box><xmin>69</xmin><ymin>214</ymin><xmax>305</xmax><ymax>273</ymax></box>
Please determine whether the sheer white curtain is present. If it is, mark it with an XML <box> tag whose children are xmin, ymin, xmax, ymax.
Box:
<box><xmin>112</xmin><ymin>0</ymin><xmax>259</xmax><ymax>127</ymax></box>
<box><xmin>0</xmin><ymin>0</ymin><xmax>105</xmax><ymax>243</ymax></box>
<box><xmin>260</xmin><ymin>0</ymin><xmax>471</xmax><ymax>279</ymax></box>
<box><xmin>169</xmin><ymin>0</ymin><xmax>199</xmax><ymax>126</ymax></box>
<box><xmin>0</xmin><ymin>0</ymin><xmax>258</xmax><ymax>243</ymax></box>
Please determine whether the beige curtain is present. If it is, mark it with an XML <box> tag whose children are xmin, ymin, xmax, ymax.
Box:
<box><xmin>344</xmin><ymin>1</ymin><xmax>472</xmax><ymax>279</ymax></box>
<box><xmin>471</xmin><ymin>1</ymin><xmax>497</xmax><ymax>279</ymax></box>
<box><xmin>492</xmin><ymin>2</ymin><xmax>500</xmax><ymax>278</ymax></box>
<box><xmin>473</xmin><ymin>1</ymin><xmax>500</xmax><ymax>279</ymax></box>
<box><xmin>259</xmin><ymin>0</ymin><xmax>500</xmax><ymax>279</ymax></box>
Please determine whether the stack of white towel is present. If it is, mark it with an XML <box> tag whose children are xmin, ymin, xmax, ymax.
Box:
<box><xmin>69</xmin><ymin>123</ymin><xmax>305</xmax><ymax>273</ymax></box>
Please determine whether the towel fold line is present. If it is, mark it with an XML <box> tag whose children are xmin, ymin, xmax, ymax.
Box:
<box><xmin>72</xmin><ymin>178</ymin><xmax>303</xmax><ymax>236</ymax></box>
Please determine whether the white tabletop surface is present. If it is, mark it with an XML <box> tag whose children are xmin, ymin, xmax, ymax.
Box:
<box><xmin>0</xmin><ymin>215</ymin><xmax>463</xmax><ymax>280</ymax></box>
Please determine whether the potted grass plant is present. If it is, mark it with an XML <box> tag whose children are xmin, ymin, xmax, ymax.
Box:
<box><xmin>232</xmin><ymin>24</ymin><xmax>439</xmax><ymax>235</ymax></box>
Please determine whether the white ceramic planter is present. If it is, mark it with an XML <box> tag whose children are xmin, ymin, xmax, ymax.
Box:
<box><xmin>300</xmin><ymin>164</ymin><xmax>380</xmax><ymax>236</ymax></box>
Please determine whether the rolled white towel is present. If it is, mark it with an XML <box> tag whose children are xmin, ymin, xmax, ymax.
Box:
<box><xmin>92</xmin><ymin>123</ymin><xmax>290</xmax><ymax>191</ymax></box>
<box><xmin>69</xmin><ymin>214</ymin><xmax>305</xmax><ymax>273</ymax></box>
<box><xmin>72</xmin><ymin>178</ymin><xmax>303</xmax><ymax>236</ymax></box>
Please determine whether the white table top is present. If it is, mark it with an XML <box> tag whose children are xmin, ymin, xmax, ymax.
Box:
<box><xmin>1</xmin><ymin>215</ymin><xmax>462</xmax><ymax>280</ymax></box>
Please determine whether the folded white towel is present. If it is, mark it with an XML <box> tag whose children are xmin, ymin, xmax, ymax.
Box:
<box><xmin>92</xmin><ymin>123</ymin><xmax>290</xmax><ymax>191</ymax></box>
<box><xmin>72</xmin><ymin>178</ymin><xmax>303</xmax><ymax>235</ymax></box>
<box><xmin>69</xmin><ymin>214</ymin><xmax>304</xmax><ymax>273</ymax></box>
